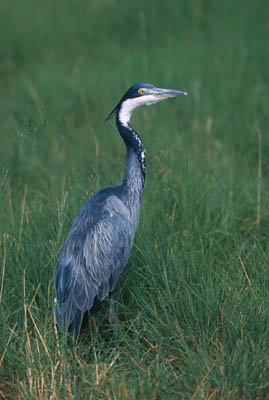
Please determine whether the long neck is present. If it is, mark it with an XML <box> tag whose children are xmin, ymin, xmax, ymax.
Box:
<box><xmin>116</xmin><ymin>114</ymin><xmax>146</xmax><ymax>189</ymax></box>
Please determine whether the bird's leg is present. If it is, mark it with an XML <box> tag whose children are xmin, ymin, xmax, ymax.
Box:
<box><xmin>108</xmin><ymin>291</ymin><xmax>117</xmax><ymax>344</ymax></box>
<box><xmin>108</xmin><ymin>291</ymin><xmax>115</xmax><ymax>325</ymax></box>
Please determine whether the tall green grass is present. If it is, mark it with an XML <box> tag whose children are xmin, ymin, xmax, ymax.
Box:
<box><xmin>1</xmin><ymin>0</ymin><xmax>269</xmax><ymax>398</ymax></box>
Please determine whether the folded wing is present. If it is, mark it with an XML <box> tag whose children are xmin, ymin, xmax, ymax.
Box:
<box><xmin>55</xmin><ymin>194</ymin><xmax>132</xmax><ymax>335</ymax></box>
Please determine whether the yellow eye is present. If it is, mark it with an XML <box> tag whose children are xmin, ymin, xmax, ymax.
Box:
<box><xmin>138</xmin><ymin>88</ymin><xmax>147</xmax><ymax>95</ymax></box>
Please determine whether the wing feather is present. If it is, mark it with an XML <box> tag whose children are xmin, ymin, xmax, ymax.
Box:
<box><xmin>55</xmin><ymin>194</ymin><xmax>133</xmax><ymax>333</ymax></box>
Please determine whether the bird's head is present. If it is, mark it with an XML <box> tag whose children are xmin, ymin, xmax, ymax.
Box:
<box><xmin>106</xmin><ymin>83</ymin><xmax>187</xmax><ymax>126</ymax></box>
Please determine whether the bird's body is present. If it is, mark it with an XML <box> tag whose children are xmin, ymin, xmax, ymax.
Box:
<box><xmin>54</xmin><ymin>83</ymin><xmax>187</xmax><ymax>338</ymax></box>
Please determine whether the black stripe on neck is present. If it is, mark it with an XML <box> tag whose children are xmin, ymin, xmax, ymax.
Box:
<box><xmin>116</xmin><ymin>115</ymin><xmax>146</xmax><ymax>181</ymax></box>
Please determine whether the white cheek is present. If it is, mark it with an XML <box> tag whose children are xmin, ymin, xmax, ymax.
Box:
<box><xmin>143</xmin><ymin>95</ymin><xmax>160</xmax><ymax>106</ymax></box>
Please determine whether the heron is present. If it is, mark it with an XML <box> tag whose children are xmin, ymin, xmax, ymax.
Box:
<box><xmin>54</xmin><ymin>83</ymin><xmax>187</xmax><ymax>340</ymax></box>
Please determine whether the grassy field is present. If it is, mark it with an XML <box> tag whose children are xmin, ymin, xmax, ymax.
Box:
<box><xmin>1</xmin><ymin>0</ymin><xmax>269</xmax><ymax>398</ymax></box>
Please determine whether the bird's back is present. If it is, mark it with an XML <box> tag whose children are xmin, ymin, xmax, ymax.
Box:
<box><xmin>55</xmin><ymin>185</ymin><xmax>135</xmax><ymax>335</ymax></box>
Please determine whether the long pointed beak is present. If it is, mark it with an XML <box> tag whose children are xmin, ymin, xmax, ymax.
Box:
<box><xmin>152</xmin><ymin>87</ymin><xmax>188</xmax><ymax>99</ymax></box>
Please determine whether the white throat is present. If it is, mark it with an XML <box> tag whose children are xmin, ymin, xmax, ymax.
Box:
<box><xmin>118</xmin><ymin>95</ymin><xmax>160</xmax><ymax>126</ymax></box>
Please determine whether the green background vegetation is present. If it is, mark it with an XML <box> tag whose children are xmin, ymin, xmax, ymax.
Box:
<box><xmin>0</xmin><ymin>0</ymin><xmax>268</xmax><ymax>398</ymax></box>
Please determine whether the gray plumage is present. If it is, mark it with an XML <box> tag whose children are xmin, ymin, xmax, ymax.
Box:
<box><xmin>54</xmin><ymin>83</ymin><xmax>187</xmax><ymax>338</ymax></box>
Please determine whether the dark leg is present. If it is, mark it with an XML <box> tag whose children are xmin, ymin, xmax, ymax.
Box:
<box><xmin>108</xmin><ymin>291</ymin><xmax>117</xmax><ymax>344</ymax></box>
<box><xmin>108</xmin><ymin>291</ymin><xmax>115</xmax><ymax>325</ymax></box>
